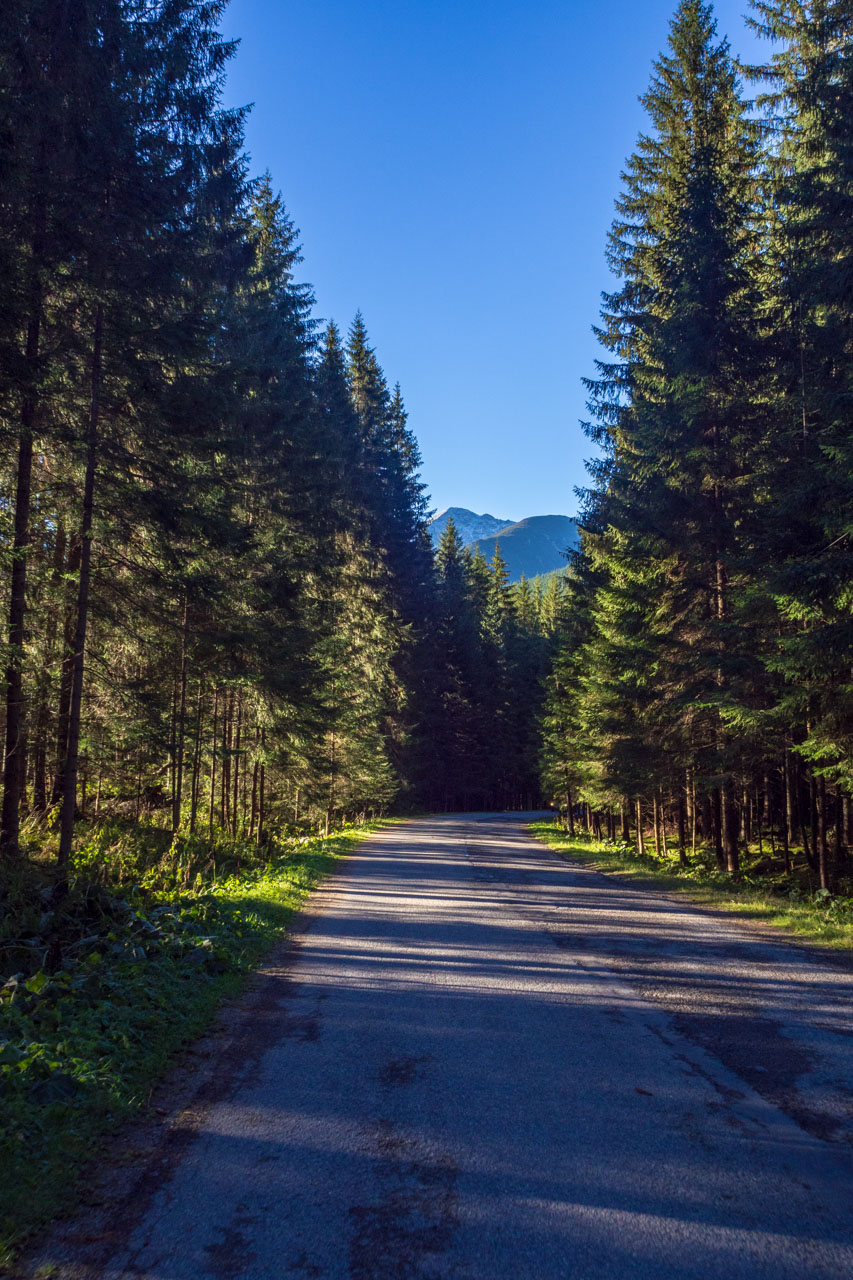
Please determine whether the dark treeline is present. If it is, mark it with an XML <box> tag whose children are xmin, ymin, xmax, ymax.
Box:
<box><xmin>421</xmin><ymin>521</ymin><xmax>564</xmax><ymax>811</ymax></box>
<box><xmin>0</xmin><ymin>0</ymin><xmax>552</xmax><ymax>875</ymax></box>
<box><xmin>542</xmin><ymin>0</ymin><xmax>853</xmax><ymax>888</ymax></box>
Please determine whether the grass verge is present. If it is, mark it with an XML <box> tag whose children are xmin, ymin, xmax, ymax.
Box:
<box><xmin>529</xmin><ymin>820</ymin><xmax>853</xmax><ymax>951</ymax></box>
<box><xmin>0</xmin><ymin>821</ymin><xmax>381</xmax><ymax>1264</ymax></box>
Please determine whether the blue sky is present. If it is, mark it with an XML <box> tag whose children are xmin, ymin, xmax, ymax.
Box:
<box><xmin>219</xmin><ymin>0</ymin><xmax>767</xmax><ymax>521</ymax></box>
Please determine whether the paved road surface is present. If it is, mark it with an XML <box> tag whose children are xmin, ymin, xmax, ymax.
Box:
<box><xmin>37</xmin><ymin>814</ymin><xmax>853</xmax><ymax>1278</ymax></box>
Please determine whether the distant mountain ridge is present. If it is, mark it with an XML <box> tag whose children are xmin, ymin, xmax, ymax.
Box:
<box><xmin>428</xmin><ymin>507</ymin><xmax>578</xmax><ymax>582</ymax></box>
<box><xmin>428</xmin><ymin>507</ymin><xmax>514</xmax><ymax>548</ymax></box>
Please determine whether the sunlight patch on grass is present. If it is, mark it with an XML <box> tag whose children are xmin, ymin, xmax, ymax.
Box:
<box><xmin>529</xmin><ymin>820</ymin><xmax>853</xmax><ymax>951</ymax></box>
<box><xmin>0</xmin><ymin>822</ymin><xmax>382</xmax><ymax>1264</ymax></box>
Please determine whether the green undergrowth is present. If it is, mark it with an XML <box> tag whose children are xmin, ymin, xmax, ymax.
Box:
<box><xmin>0</xmin><ymin>820</ymin><xmax>382</xmax><ymax>1264</ymax></box>
<box><xmin>530</xmin><ymin>821</ymin><xmax>853</xmax><ymax>952</ymax></box>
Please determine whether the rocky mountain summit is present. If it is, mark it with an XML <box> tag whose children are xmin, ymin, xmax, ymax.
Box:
<box><xmin>428</xmin><ymin>507</ymin><xmax>578</xmax><ymax>582</ymax></box>
<box><xmin>428</xmin><ymin>507</ymin><xmax>514</xmax><ymax>548</ymax></box>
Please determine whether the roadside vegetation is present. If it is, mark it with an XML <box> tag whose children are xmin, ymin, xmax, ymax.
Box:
<box><xmin>0</xmin><ymin>819</ymin><xmax>377</xmax><ymax>1265</ymax></box>
<box><xmin>531</xmin><ymin>820</ymin><xmax>853</xmax><ymax>951</ymax></box>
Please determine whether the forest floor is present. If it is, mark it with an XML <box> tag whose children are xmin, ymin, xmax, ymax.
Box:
<box><xmin>530</xmin><ymin>822</ymin><xmax>853</xmax><ymax>952</ymax></box>
<box><xmin>0</xmin><ymin>820</ymin><xmax>384</xmax><ymax>1266</ymax></box>
<box><xmin>16</xmin><ymin>811</ymin><xmax>853</xmax><ymax>1280</ymax></box>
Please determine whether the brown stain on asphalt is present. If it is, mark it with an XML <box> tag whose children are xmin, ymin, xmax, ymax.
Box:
<box><xmin>670</xmin><ymin>1008</ymin><xmax>840</xmax><ymax>1143</ymax></box>
<box><xmin>348</xmin><ymin>1124</ymin><xmax>459</xmax><ymax>1280</ymax></box>
<box><xmin>204</xmin><ymin>1227</ymin><xmax>255</xmax><ymax>1277</ymax></box>
<box><xmin>287</xmin><ymin>1251</ymin><xmax>323</xmax><ymax>1277</ymax></box>
<box><xmin>378</xmin><ymin>1055</ymin><xmax>431</xmax><ymax>1087</ymax></box>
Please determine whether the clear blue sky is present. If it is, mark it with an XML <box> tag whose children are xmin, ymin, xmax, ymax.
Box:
<box><xmin>219</xmin><ymin>0</ymin><xmax>766</xmax><ymax>521</ymax></box>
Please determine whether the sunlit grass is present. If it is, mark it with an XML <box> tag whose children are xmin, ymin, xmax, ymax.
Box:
<box><xmin>530</xmin><ymin>820</ymin><xmax>853</xmax><ymax>951</ymax></box>
<box><xmin>0</xmin><ymin>821</ymin><xmax>383</xmax><ymax>1264</ymax></box>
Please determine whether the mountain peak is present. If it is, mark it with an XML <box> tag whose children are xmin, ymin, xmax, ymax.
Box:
<box><xmin>429</xmin><ymin>507</ymin><xmax>514</xmax><ymax>548</ymax></box>
<box><xmin>428</xmin><ymin>508</ymin><xmax>578</xmax><ymax>581</ymax></box>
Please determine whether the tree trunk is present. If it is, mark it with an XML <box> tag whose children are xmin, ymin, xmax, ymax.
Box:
<box><xmin>700</xmin><ymin>787</ymin><xmax>712</xmax><ymax>855</ymax></box>
<box><xmin>677</xmin><ymin>788</ymin><xmax>687</xmax><ymax>866</ymax></box>
<box><xmin>135</xmin><ymin>750</ymin><xmax>142</xmax><ymax>822</ymax></box>
<box><xmin>799</xmin><ymin>804</ymin><xmax>815</xmax><ymax>871</ymax></box>
<box><xmin>172</xmin><ymin>598</ymin><xmax>189</xmax><ymax>833</ymax></box>
<box><xmin>208</xmin><ymin>686</ymin><xmax>218</xmax><ymax>838</ymax></box>
<box><xmin>833</xmin><ymin>788</ymin><xmax>844</xmax><ymax>872</ymax></box>
<box><xmin>783</xmin><ymin>747</ymin><xmax>796</xmax><ymax>855</ymax></box>
<box><xmin>51</xmin><ymin>534</ymin><xmax>82</xmax><ymax>805</ymax></box>
<box><xmin>232</xmin><ymin>693</ymin><xmax>241</xmax><ymax>836</ymax></box>
<box><xmin>817</xmin><ymin>775</ymin><xmax>830</xmax><ymax>890</ymax></box>
<box><xmin>722</xmin><ymin>778</ymin><xmax>740</xmax><ymax>874</ymax></box>
<box><xmin>58</xmin><ymin>303</ymin><xmax>103</xmax><ymax>870</ymax></box>
<box><xmin>653</xmin><ymin>793</ymin><xmax>662</xmax><ymax>858</ymax></box>
<box><xmin>779</xmin><ymin>759</ymin><xmax>790</xmax><ymax>871</ymax></box>
<box><xmin>250</xmin><ymin>759</ymin><xmax>259</xmax><ymax>839</ymax></box>
<box><xmin>796</xmin><ymin>760</ymin><xmax>816</xmax><ymax>870</ymax></box>
<box><xmin>168</xmin><ymin>676</ymin><xmax>177</xmax><ymax>821</ymax></box>
<box><xmin>690</xmin><ymin>769</ymin><xmax>697</xmax><ymax>857</ymax></box>
<box><xmin>636</xmin><ymin>799</ymin><xmax>645</xmax><ymax>856</ymax></box>
<box><xmin>31</xmin><ymin>526</ymin><xmax>66</xmax><ymax>814</ymax></box>
<box><xmin>189</xmin><ymin>678</ymin><xmax>204</xmax><ymax>835</ymax></box>
<box><xmin>0</xmin><ymin>306</ymin><xmax>41</xmax><ymax>857</ymax></box>
<box><xmin>221</xmin><ymin>690</ymin><xmax>230</xmax><ymax>830</ymax></box>
<box><xmin>809</xmin><ymin>769</ymin><xmax>819</xmax><ymax>871</ymax></box>
<box><xmin>257</xmin><ymin>761</ymin><xmax>265</xmax><ymax>848</ymax></box>
<box><xmin>711</xmin><ymin>787</ymin><xmax>725</xmax><ymax>869</ymax></box>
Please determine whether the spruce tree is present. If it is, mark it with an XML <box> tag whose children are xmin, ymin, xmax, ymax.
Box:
<box><xmin>575</xmin><ymin>0</ymin><xmax>767</xmax><ymax>868</ymax></box>
<box><xmin>748</xmin><ymin>0</ymin><xmax>853</xmax><ymax>846</ymax></box>
<box><xmin>0</xmin><ymin>0</ymin><xmax>100</xmax><ymax>855</ymax></box>
<box><xmin>422</xmin><ymin>520</ymin><xmax>488</xmax><ymax>808</ymax></box>
<box><xmin>47</xmin><ymin>0</ymin><xmax>247</xmax><ymax>865</ymax></box>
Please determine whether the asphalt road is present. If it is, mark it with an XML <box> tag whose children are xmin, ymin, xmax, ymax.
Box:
<box><xmin>36</xmin><ymin>813</ymin><xmax>853</xmax><ymax>1279</ymax></box>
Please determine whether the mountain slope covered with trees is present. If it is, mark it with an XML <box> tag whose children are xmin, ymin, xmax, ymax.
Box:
<box><xmin>468</xmin><ymin>515</ymin><xmax>579</xmax><ymax>581</ymax></box>
<box><xmin>428</xmin><ymin>507</ymin><xmax>514</xmax><ymax>548</ymax></box>
<box><xmin>428</xmin><ymin>509</ymin><xmax>578</xmax><ymax>581</ymax></box>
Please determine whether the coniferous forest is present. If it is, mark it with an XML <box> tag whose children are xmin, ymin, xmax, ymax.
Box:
<box><xmin>542</xmin><ymin>0</ymin><xmax>853</xmax><ymax>892</ymax></box>
<box><xmin>1</xmin><ymin>0</ymin><xmax>853</xmax><ymax>1259</ymax></box>
<box><xmin>1</xmin><ymin>0</ymin><xmax>852</xmax><ymax>885</ymax></box>
<box><xmin>0</xmin><ymin>0</ymin><xmax>556</xmax><ymax>879</ymax></box>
